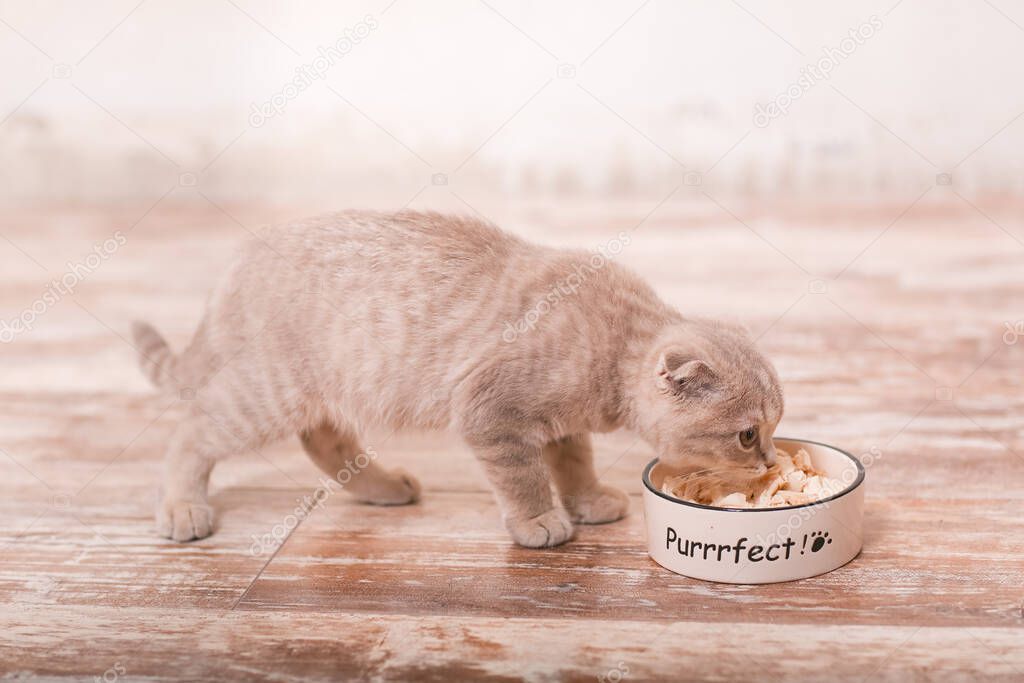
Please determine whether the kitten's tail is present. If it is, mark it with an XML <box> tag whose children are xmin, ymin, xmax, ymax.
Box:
<box><xmin>131</xmin><ymin>321</ymin><xmax>178</xmax><ymax>389</ymax></box>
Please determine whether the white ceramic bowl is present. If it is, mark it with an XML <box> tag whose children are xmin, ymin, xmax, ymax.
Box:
<box><xmin>642</xmin><ymin>438</ymin><xmax>865</xmax><ymax>584</ymax></box>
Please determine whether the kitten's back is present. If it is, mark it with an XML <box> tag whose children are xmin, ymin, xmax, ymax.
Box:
<box><xmin>143</xmin><ymin>211</ymin><xmax>667</xmax><ymax>435</ymax></box>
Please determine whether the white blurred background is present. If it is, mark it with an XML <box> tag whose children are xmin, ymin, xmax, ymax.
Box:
<box><xmin>2</xmin><ymin>0</ymin><xmax>1024</xmax><ymax>207</ymax></box>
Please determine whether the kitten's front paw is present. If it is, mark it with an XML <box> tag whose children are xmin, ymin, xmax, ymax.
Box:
<box><xmin>157</xmin><ymin>499</ymin><xmax>215</xmax><ymax>542</ymax></box>
<box><xmin>565</xmin><ymin>484</ymin><xmax>629</xmax><ymax>524</ymax></box>
<box><xmin>505</xmin><ymin>508</ymin><xmax>574</xmax><ymax>548</ymax></box>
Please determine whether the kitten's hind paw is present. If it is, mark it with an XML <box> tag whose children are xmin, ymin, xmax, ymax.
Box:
<box><xmin>565</xmin><ymin>484</ymin><xmax>629</xmax><ymax>524</ymax></box>
<box><xmin>353</xmin><ymin>467</ymin><xmax>421</xmax><ymax>506</ymax></box>
<box><xmin>505</xmin><ymin>508</ymin><xmax>574</xmax><ymax>548</ymax></box>
<box><xmin>157</xmin><ymin>500</ymin><xmax>215</xmax><ymax>542</ymax></box>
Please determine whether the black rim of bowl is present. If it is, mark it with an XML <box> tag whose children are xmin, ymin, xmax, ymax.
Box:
<box><xmin>641</xmin><ymin>437</ymin><xmax>866</xmax><ymax>513</ymax></box>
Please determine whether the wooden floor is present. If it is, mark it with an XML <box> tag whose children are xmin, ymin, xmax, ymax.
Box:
<box><xmin>1</xmin><ymin>198</ymin><xmax>1022</xmax><ymax>681</ymax></box>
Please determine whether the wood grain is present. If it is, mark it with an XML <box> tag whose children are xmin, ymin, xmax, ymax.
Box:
<box><xmin>234</xmin><ymin>494</ymin><xmax>1024</xmax><ymax>628</ymax></box>
<box><xmin>1</xmin><ymin>201</ymin><xmax>1023</xmax><ymax>680</ymax></box>
<box><xmin>2</xmin><ymin>607</ymin><xmax>1022</xmax><ymax>682</ymax></box>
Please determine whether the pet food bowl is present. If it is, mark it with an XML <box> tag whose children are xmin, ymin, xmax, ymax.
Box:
<box><xmin>642</xmin><ymin>438</ymin><xmax>865</xmax><ymax>584</ymax></box>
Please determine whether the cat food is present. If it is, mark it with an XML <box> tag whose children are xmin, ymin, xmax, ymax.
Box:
<box><xmin>660</xmin><ymin>446</ymin><xmax>845</xmax><ymax>508</ymax></box>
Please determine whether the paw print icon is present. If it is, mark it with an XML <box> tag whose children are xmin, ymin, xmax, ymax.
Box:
<box><xmin>805</xmin><ymin>530</ymin><xmax>833</xmax><ymax>553</ymax></box>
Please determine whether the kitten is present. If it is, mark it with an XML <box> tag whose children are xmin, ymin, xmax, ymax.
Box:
<box><xmin>133</xmin><ymin>210</ymin><xmax>783</xmax><ymax>547</ymax></box>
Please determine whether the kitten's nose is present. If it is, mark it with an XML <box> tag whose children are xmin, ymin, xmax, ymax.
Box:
<box><xmin>761</xmin><ymin>445</ymin><xmax>778</xmax><ymax>466</ymax></box>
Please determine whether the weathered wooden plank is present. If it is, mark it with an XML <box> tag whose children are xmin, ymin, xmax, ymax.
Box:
<box><xmin>0</xmin><ymin>485</ymin><xmax>310</xmax><ymax>610</ymax></box>
<box><xmin>2</xmin><ymin>606</ymin><xmax>1022</xmax><ymax>682</ymax></box>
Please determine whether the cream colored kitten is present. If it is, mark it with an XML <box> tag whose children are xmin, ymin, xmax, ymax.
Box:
<box><xmin>133</xmin><ymin>210</ymin><xmax>783</xmax><ymax>547</ymax></box>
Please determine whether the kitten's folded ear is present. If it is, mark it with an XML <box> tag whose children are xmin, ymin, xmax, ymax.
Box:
<box><xmin>657</xmin><ymin>350</ymin><xmax>717</xmax><ymax>396</ymax></box>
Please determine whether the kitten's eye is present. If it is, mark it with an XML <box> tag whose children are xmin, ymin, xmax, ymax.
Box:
<box><xmin>738</xmin><ymin>427</ymin><xmax>758</xmax><ymax>449</ymax></box>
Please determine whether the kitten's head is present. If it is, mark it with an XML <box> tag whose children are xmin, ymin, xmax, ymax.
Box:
<box><xmin>634</xmin><ymin>321</ymin><xmax>784</xmax><ymax>475</ymax></box>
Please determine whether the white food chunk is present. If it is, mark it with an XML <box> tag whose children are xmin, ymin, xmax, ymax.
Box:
<box><xmin>714</xmin><ymin>492</ymin><xmax>750</xmax><ymax>508</ymax></box>
<box><xmin>793</xmin><ymin>449</ymin><xmax>812</xmax><ymax>470</ymax></box>
<box><xmin>819</xmin><ymin>477</ymin><xmax>844</xmax><ymax>497</ymax></box>
<box><xmin>803</xmin><ymin>475</ymin><xmax>823</xmax><ymax>495</ymax></box>
<box><xmin>777</xmin><ymin>490</ymin><xmax>816</xmax><ymax>505</ymax></box>
<box><xmin>783</xmin><ymin>470</ymin><xmax>807</xmax><ymax>491</ymax></box>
